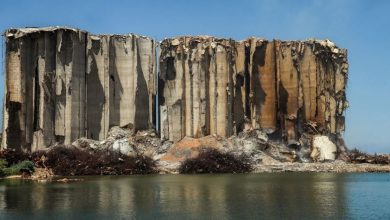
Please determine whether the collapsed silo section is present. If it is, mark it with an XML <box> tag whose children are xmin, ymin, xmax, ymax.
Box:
<box><xmin>240</xmin><ymin>39</ymin><xmax>348</xmax><ymax>144</ymax></box>
<box><xmin>159</xmin><ymin>37</ymin><xmax>348</xmax><ymax>144</ymax></box>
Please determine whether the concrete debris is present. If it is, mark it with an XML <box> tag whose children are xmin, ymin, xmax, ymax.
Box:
<box><xmin>310</xmin><ymin>135</ymin><xmax>337</xmax><ymax>161</ymax></box>
<box><xmin>112</xmin><ymin>139</ymin><xmax>133</xmax><ymax>155</ymax></box>
<box><xmin>349</xmin><ymin>149</ymin><xmax>390</xmax><ymax>164</ymax></box>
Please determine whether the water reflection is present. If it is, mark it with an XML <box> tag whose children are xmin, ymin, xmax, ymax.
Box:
<box><xmin>0</xmin><ymin>173</ymin><xmax>353</xmax><ymax>219</ymax></box>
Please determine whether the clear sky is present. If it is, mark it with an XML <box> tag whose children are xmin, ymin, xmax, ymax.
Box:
<box><xmin>0</xmin><ymin>0</ymin><xmax>389</xmax><ymax>153</ymax></box>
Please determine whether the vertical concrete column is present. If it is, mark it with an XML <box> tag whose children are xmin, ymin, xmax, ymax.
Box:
<box><xmin>275</xmin><ymin>41</ymin><xmax>299</xmax><ymax>142</ymax></box>
<box><xmin>86</xmin><ymin>35</ymin><xmax>110</xmax><ymax>140</ymax></box>
<box><xmin>247</xmin><ymin>39</ymin><xmax>277</xmax><ymax>133</ymax></box>
<box><xmin>300</xmin><ymin>43</ymin><xmax>317</xmax><ymax>123</ymax></box>
<box><xmin>159</xmin><ymin>37</ymin><xmax>237</xmax><ymax>141</ymax></box>
<box><xmin>2</xmin><ymin>37</ymin><xmax>23</xmax><ymax>149</ymax></box>
<box><xmin>31</xmin><ymin>32</ymin><xmax>56</xmax><ymax>151</ymax></box>
<box><xmin>55</xmin><ymin>29</ymin><xmax>86</xmax><ymax>145</ymax></box>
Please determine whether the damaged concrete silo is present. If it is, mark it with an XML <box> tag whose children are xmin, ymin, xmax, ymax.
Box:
<box><xmin>158</xmin><ymin>37</ymin><xmax>348</xmax><ymax>144</ymax></box>
<box><xmin>86</xmin><ymin>34</ymin><xmax>156</xmax><ymax>140</ymax></box>
<box><xmin>2</xmin><ymin>27</ymin><xmax>156</xmax><ymax>151</ymax></box>
<box><xmin>158</xmin><ymin>37</ymin><xmax>238</xmax><ymax>141</ymax></box>
<box><xmin>2</xmin><ymin>27</ymin><xmax>87</xmax><ymax>151</ymax></box>
<box><xmin>1</xmin><ymin>27</ymin><xmax>348</xmax><ymax>154</ymax></box>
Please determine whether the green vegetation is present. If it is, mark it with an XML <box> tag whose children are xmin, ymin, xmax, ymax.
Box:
<box><xmin>0</xmin><ymin>149</ymin><xmax>35</xmax><ymax>177</ymax></box>
<box><xmin>0</xmin><ymin>159</ymin><xmax>34</xmax><ymax>177</ymax></box>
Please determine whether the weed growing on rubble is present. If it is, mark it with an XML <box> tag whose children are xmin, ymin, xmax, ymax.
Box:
<box><xmin>31</xmin><ymin>146</ymin><xmax>157</xmax><ymax>176</ymax></box>
<box><xmin>179</xmin><ymin>148</ymin><xmax>252</xmax><ymax>174</ymax></box>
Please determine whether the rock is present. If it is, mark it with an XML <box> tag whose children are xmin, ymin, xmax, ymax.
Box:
<box><xmin>311</xmin><ymin>135</ymin><xmax>337</xmax><ymax>161</ymax></box>
<box><xmin>72</xmin><ymin>138</ymin><xmax>99</xmax><ymax>149</ymax></box>
<box><xmin>108</xmin><ymin>126</ymin><xmax>132</xmax><ymax>140</ymax></box>
<box><xmin>112</xmin><ymin>139</ymin><xmax>134</xmax><ymax>155</ymax></box>
<box><xmin>325</xmin><ymin>39</ymin><xmax>335</xmax><ymax>48</ymax></box>
<box><xmin>157</xmin><ymin>141</ymin><xmax>173</xmax><ymax>154</ymax></box>
<box><xmin>56</xmin><ymin>178</ymin><xmax>83</xmax><ymax>183</ymax></box>
<box><xmin>255</xmin><ymin>130</ymin><xmax>269</xmax><ymax>142</ymax></box>
<box><xmin>171</xmin><ymin>38</ymin><xmax>180</xmax><ymax>46</ymax></box>
<box><xmin>31</xmin><ymin>168</ymin><xmax>54</xmax><ymax>181</ymax></box>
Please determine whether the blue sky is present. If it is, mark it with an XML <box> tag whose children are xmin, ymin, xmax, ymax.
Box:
<box><xmin>0</xmin><ymin>0</ymin><xmax>389</xmax><ymax>152</ymax></box>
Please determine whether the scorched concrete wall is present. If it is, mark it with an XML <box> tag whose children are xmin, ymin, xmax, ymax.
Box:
<box><xmin>1</xmin><ymin>27</ymin><xmax>348</xmax><ymax>151</ymax></box>
<box><xmin>159</xmin><ymin>37</ymin><xmax>348</xmax><ymax>143</ymax></box>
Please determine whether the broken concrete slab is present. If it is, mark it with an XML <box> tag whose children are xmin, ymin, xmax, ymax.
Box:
<box><xmin>311</xmin><ymin>135</ymin><xmax>337</xmax><ymax>161</ymax></box>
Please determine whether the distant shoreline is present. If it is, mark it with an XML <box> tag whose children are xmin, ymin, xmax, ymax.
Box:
<box><xmin>253</xmin><ymin>161</ymin><xmax>390</xmax><ymax>173</ymax></box>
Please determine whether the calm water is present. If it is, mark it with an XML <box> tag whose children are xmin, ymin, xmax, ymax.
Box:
<box><xmin>0</xmin><ymin>173</ymin><xmax>389</xmax><ymax>220</ymax></box>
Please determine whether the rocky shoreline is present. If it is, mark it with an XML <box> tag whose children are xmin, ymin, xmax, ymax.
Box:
<box><xmin>4</xmin><ymin>161</ymin><xmax>390</xmax><ymax>182</ymax></box>
<box><xmin>253</xmin><ymin>161</ymin><xmax>390</xmax><ymax>173</ymax></box>
<box><xmin>1</xmin><ymin>126</ymin><xmax>389</xmax><ymax>180</ymax></box>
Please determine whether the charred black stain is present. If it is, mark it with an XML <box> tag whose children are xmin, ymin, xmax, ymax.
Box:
<box><xmin>234</xmin><ymin>74</ymin><xmax>246</xmax><ymax>133</ymax></box>
<box><xmin>6</xmin><ymin>100</ymin><xmax>22</xmax><ymax>148</ymax></box>
<box><xmin>87</xmin><ymin>39</ymin><xmax>105</xmax><ymax>139</ymax></box>
<box><xmin>108</xmin><ymin>37</ymin><xmax>123</xmax><ymax>127</ymax></box>
<box><xmin>251</xmin><ymin>45</ymin><xmax>267</xmax><ymax>121</ymax></box>
<box><xmin>91</xmin><ymin>39</ymin><xmax>101</xmax><ymax>54</ymax></box>
<box><xmin>244</xmin><ymin>45</ymin><xmax>251</xmax><ymax>118</ymax></box>
<box><xmin>134</xmin><ymin>39</ymin><xmax>149</xmax><ymax>130</ymax></box>
<box><xmin>165</xmin><ymin>57</ymin><xmax>176</xmax><ymax>80</ymax></box>
<box><xmin>158</xmin><ymin>77</ymin><xmax>166</xmax><ymax>105</ymax></box>
<box><xmin>202</xmin><ymin>49</ymin><xmax>211</xmax><ymax>135</ymax></box>
<box><xmin>33</xmin><ymin>60</ymin><xmax>40</xmax><ymax>131</ymax></box>
<box><xmin>58</xmin><ymin>31</ymin><xmax>73</xmax><ymax>67</ymax></box>
<box><xmin>279</xmin><ymin>82</ymin><xmax>288</xmax><ymax>115</ymax></box>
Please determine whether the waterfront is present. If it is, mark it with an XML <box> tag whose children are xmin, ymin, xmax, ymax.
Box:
<box><xmin>0</xmin><ymin>173</ymin><xmax>389</xmax><ymax>219</ymax></box>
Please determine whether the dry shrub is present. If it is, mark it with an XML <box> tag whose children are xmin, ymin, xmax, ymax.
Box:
<box><xmin>31</xmin><ymin>146</ymin><xmax>157</xmax><ymax>176</ymax></box>
<box><xmin>179</xmin><ymin>148</ymin><xmax>252</xmax><ymax>174</ymax></box>
<box><xmin>0</xmin><ymin>149</ymin><xmax>29</xmax><ymax>165</ymax></box>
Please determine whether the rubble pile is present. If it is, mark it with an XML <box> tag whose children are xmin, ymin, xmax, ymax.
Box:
<box><xmin>1</xmin><ymin>125</ymin><xmax>390</xmax><ymax>175</ymax></box>
<box><xmin>348</xmin><ymin>149</ymin><xmax>390</xmax><ymax>165</ymax></box>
